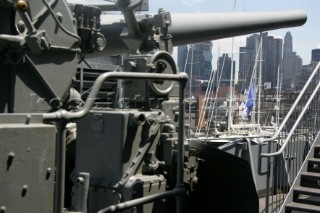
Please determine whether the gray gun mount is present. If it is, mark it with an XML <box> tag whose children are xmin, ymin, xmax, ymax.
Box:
<box><xmin>0</xmin><ymin>0</ymin><xmax>308</xmax><ymax>213</ymax></box>
<box><xmin>0</xmin><ymin>0</ymin><xmax>307</xmax><ymax>113</ymax></box>
<box><xmin>91</xmin><ymin>10</ymin><xmax>307</xmax><ymax>57</ymax></box>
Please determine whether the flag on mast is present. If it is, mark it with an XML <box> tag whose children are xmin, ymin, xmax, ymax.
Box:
<box><xmin>246</xmin><ymin>83</ymin><xmax>254</xmax><ymax>114</ymax></box>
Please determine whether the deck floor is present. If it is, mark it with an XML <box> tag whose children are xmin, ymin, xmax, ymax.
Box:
<box><xmin>259</xmin><ymin>194</ymin><xmax>286</xmax><ymax>213</ymax></box>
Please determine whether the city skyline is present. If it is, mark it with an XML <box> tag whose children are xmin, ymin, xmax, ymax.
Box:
<box><xmin>174</xmin><ymin>31</ymin><xmax>313</xmax><ymax>74</ymax></box>
<box><xmin>176</xmin><ymin>32</ymin><xmax>316</xmax><ymax>95</ymax></box>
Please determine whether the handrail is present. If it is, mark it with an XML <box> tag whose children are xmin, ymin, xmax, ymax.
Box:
<box><xmin>43</xmin><ymin>72</ymin><xmax>188</xmax><ymax>120</ymax></box>
<box><xmin>97</xmin><ymin>187</ymin><xmax>186</xmax><ymax>213</ymax></box>
<box><xmin>261</xmin><ymin>77</ymin><xmax>320</xmax><ymax>157</ymax></box>
<box><xmin>258</xmin><ymin>61</ymin><xmax>320</xmax><ymax>213</ymax></box>
<box><xmin>259</xmin><ymin>61</ymin><xmax>320</xmax><ymax>153</ymax></box>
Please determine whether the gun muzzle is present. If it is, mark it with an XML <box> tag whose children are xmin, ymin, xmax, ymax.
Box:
<box><xmin>169</xmin><ymin>10</ymin><xmax>307</xmax><ymax>46</ymax></box>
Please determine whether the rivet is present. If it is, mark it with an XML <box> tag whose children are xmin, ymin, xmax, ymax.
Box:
<box><xmin>21</xmin><ymin>185</ymin><xmax>28</xmax><ymax>197</ymax></box>
<box><xmin>0</xmin><ymin>206</ymin><xmax>6</xmax><ymax>213</ymax></box>
<box><xmin>16</xmin><ymin>0</ymin><xmax>28</xmax><ymax>11</ymax></box>
<box><xmin>77</xmin><ymin>177</ymin><xmax>84</xmax><ymax>184</ymax></box>
<box><xmin>130</xmin><ymin>161</ymin><xmax>136</xmax><ymax>167</ymax></box>
<box><xmin>46</xmin><ymin>168</ymin><xmax>52</xmax><ymax>179</ymax></box>
<box><xmin>17</xmin><ymin>21</ymin><xmax>25</xmax><ymax>33</ymax></box>
<box><xmin>6</xmin><ymin>152</ymin><xmax>15</xmax><ymax>170</ymax></box>
<box><xmin>124</xmin><ymin>172</ymin><xmax>129</xmax><ymax>178</ymax></box>
<box><xmin>132</xmin><ymin>206</ymin><xmax>137</xmax><ymax>212</ymax></box>
<box><xmin>56</xmin><ymin>12</ymin><xmax>63</xmax><ymax>22</ymax></box>
<box><xmin>25</xmin><ymin>114</ymin><xmax>31</xmax><ymax>124</ymax></box>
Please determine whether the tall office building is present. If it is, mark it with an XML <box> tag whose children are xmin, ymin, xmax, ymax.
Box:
<box><xmin>177</xmin><ymin>42</ymin><xmax>213</xmax><ymax>97</ymax></box>
<box><xmin>217</xmin><ymin>54</ymin><xmax>235</xmax><ymax>87</ymax></box>
<box><xmin>238</xmin><ymin>34</ymin><xmax>260</xmax><ymax>90</ymax></box>
<box><xmin>177</xmin><ymin>45</ymin><xmax>188</xmax><ymax>72</ymax></box>
<box><xmin>311</xmin><ymin>49</ymin><xmax>320</xmax><ymax>63</ymax></box>
<box><xmin>239</xmin><ymin>32</ymin><xmax>283</xmax><ymax>90</ymax></box>
<box><xmin>283</xmin><ymin>32</ymin><xmax>293</xmax><ymax>58</ymax></box>
<box><xmin>263</xmin><ymin>35</ymin><xmax>283</xmax><ymax>88</ymax></box>
<box><xmin>282</xmin><ymin>31</ymin><xmax>303</xmax><ymax>90</ymax></box>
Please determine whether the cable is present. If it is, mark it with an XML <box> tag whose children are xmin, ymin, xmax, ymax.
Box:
<box><xmin>41</xmin><ymin>0</ymin><xmax>81</xmax><ymax>43</ymax></box>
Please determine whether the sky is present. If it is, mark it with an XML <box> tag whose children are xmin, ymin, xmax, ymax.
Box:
<box><xmin>149</xmin><ymin>0</ymin><xmax>320</xmax><ymax>69</ymax></box>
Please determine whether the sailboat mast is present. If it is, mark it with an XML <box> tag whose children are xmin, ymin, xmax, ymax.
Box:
<box><xmin>276</xmin><ymin>66</ymin><xmax>280</xmax><ymax>127</ymax></box>
<box><xmin>189</xmin><ymin>44</ymin><xmax>194</xmax><ymax>136</ymax></box>
<box><xmin>276</xmin><ymin>68</ymin><xmax>282</xmax><ymax>126</ymax></box>
<box><xmin>257</xmin><ymin>34</ymin><xmax>263</xmax><ymax>132</ymax></box>
<box><xmin>228</xmin><ymin>38</ymin><xmax>235</xmax><ymax>135</ymax></box>
<box><xmin>227</xmin><ymin>0</ymin><xmax>237</xmax><ymax>135</ymax></box>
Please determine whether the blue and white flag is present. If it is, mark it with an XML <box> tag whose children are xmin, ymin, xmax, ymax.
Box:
<box><xmin>246</xmin><ymin>83</ymin><xmax>254</xmax><ymax>114</ymax></box>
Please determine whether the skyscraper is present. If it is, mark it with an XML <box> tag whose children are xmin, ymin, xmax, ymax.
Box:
<box><xmin>263</xmin><ymin>35</ymin><xmax>283</xmax><ymax>88</ymax></box>
<box><xmin>282</xmin><ymin>31</ymin><xmax>303</xmax><ymax>90</ymax></box>
<box><xmin>283</xmin><ymin>32</ymin><xmax>293</xmax><ymax>57</ymax></box>
<box><xmin>239</xmin><ymin>32</ymin><xmax>282</xmax><ymax>90</ymax></box>
<box><xmin>239</xmin><ymin>34</ymin><xmax>260</xmax><ymax>90</ymax></box>
<box><xmin>177</xmin><ymin>45</ymin><xmax>188</xmax><ymax>72</ymax></box>
<box><xmin>217</xmin><ymin>54</ymin><xmax>235</xmax><ymax>86</ymax></box>
<box><xmin>177</xmin><ymin>42</ymin><xmax>213</xmax><ymax>97</ymax></box>
<box><xmin>311</xmin><ymin>49</ymin><xmax>320</xmax><ymax>63</ymax></box>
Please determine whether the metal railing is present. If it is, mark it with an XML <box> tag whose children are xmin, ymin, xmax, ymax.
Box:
<box><xmin>258</xmin><ymin>61</ymin><xmax>320</xmax><ymax>213</ymax></box>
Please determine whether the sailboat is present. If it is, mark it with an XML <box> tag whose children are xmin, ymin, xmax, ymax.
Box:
<box><xmin>261</xmin><ymin>65</ymin><xmax>283</xmax><ymax>131</ymax></box>
<box><xmin>193</xmin><ymin>32</ymin><xmax>281</xmax><ymax>142</ymax></box>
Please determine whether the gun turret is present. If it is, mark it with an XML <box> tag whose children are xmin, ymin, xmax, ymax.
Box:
<box><xmin>0</xmin><ymin>0</ymin><xmax>307</xmax><ymax>113</ymax></box>
<box><xmin>91</xmin><ymin>10</ymin><xmax>307</xmax><ymax>57</ymax></box>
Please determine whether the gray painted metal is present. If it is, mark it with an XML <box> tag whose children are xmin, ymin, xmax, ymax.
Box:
<box><xmin>279</xmin><ymin>133</ymin><xmax>320</xmax><ymax>213</ymax></box>
<box><xmin>0</xmin><ymin>116</ymin><xmax>56</xmax><ymax>212</ymax></box>
<box><xmin>14</xmin><ymin>0</ymin><xmax>79</xmax><ymax>100</ymax></box>
<box><xmin>43</xmin><ymin>71</ymin><xmax>187</xmax><ymax>213</ymax></box>
<box><xmin>74</xmin><ymin>109</ymin><xmax>169</xmax><ymax>212</ymax></box>
<box><xmin>169</xmin><ymin>11</ymin><xmax>307</xmax><ymax>46</ymax></box>
<box><xmin>72</xmin><ymin>173</ymin><xmax>90</xmax><ymax>213</ymax></box>
<box><xmin>90</xmin><ymin>10</ymin><xmax>307</xmax><ymax>57</ymax></box>
<box><xmin>0</xmin><ymin>0</ymin><xmax>79</xmax><ymax>113</ymax></box>
<box><xmin>43</xmin><ymin>72</ymin><xmax>188</xmax><ymax>121</ymax></box>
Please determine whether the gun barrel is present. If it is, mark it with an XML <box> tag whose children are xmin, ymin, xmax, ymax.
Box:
<box><xmin>94</xmin><ymin>10</ymin><xmax>307</xmax><ymax>57</ymax></box>
<box><xmin>169</xmin><ymin>10</ymin><xmax>307</xmax><ymax>46</ymax></box>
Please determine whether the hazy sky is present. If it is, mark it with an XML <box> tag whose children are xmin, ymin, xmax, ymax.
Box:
<box><xmin>149</xmin><ymin>0</ymin><xmax>320</xmax><ymax>68</ymax></box>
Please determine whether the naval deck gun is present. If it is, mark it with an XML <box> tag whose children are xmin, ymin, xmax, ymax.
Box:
<box><xmin>0</xmin><ymin>0</ymin><xmax>307</xmax><ymax>212</ymax></box>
